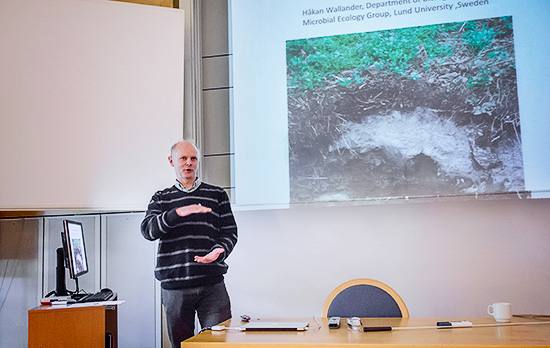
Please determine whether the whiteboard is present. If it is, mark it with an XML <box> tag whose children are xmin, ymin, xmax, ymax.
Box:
<box><xmin>0</xmin><ymin>0</ymin><xmax>185</xmax><ymax>210</ymax></box>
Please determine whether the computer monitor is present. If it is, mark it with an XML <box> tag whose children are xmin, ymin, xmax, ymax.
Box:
<box><xmin>62</xmin><ymin>220</ymin><xmax>89</xmax><ymax>280</ymax></box>
<box><xmin>48</xmin><ymin>220</ymin><xmax>89</xmax><ymax>298</ymax></box>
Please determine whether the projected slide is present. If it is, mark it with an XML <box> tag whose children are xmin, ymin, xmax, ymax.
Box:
<box><xmin>231</xmin><ymin>0</ymin><xmax>550</xmax><ymax>209</ymax></box>
<box><xmin>287</xmin><ymin>17</ymin><xmax>523</xmax><ymax>203</ymax></box>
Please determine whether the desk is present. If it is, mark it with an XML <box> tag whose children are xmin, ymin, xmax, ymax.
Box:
<box><xmin>28</xmin><ymin>301</ymin><xmax>121</xmax><ymax>348</ymax></box>
<box><xmin>182</xmin><ymin>317</ymin><xmax>550</xmax><ymax>348</ymax></box>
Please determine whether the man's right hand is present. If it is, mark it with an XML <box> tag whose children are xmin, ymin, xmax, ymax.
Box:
<box><xmin>176</xmin><ymin>204</ymin><xmax>212</xmax><ymax>217</ymax></box>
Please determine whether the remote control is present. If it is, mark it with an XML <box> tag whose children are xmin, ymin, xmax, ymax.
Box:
<box><xmin>437</xmin><ymin>320</ymin><xmax>473</xmax><ymax>328</ymax></box>
<box><xmin>328</xmin><ymin>316</ymin><xmax>341</xmax><ymax>329</ymax></box>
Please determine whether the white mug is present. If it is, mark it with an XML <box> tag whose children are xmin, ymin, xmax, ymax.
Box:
<box><xmin>488</xmin><ymin>302</ymin><xmax>512</xmax><ymax>322</ymax></box>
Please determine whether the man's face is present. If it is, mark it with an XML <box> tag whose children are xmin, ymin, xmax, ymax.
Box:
<box><xmin>169</xmin><ymin>142</ymin><xmax>198</xmax><ymax>183</ymax></box>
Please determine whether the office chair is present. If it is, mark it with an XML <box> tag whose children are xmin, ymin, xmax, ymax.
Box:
<box><xmin>323</xmin><ymin>278</ymin><xmax>409</xmax><ymax>318</ymax></box>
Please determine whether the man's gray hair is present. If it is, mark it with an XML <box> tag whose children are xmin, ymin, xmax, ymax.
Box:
<box><xmin>170</xmin><ymin>140</ymin><xmax>201</xmax><ymax>158</ymax></box>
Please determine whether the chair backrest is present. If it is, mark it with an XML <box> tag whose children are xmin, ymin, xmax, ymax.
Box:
<box><xmin>323</xmin><ymin>278</ymin><xmax>409</xmax><ymax>318</ymax></box>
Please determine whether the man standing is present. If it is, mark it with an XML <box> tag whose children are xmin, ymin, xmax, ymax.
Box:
<box><xmin>141</xmin><ymin>141</ymin><xmax>238</xmax><ymax>347</ymax></box>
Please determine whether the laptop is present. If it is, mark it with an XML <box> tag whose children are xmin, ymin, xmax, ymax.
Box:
<box><xmin>240</xmin><ymin>321</ymin><xmax>310</xmax><ymax>331</ymax></box>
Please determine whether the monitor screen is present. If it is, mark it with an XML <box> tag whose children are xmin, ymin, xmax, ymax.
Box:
<box><xmin>62</xmin><ymin>220</ymin><xmax>89</xmax><ymax>279</ymax></box>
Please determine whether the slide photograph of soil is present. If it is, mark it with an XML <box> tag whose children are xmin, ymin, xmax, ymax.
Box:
<box><xmin>287</xmin><ymin>16</ymin><xmax>524</xmax><ymax>203</ymax></box>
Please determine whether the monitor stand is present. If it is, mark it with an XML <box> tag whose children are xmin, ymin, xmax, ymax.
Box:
<box><xmin>55</xmin><ymin>247</ymin><xmax>68</xmax><ymax>296</ymax></box>
<box><xmin>45</xmin><ymin>247</ymin><xmax>81</xmax><ymax>298</ymax></box>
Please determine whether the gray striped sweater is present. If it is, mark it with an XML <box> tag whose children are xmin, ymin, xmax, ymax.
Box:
<box><xmin>141</xmin><ymin>182</ymin><xmax>238</xmax><ymax>289</ymax></box>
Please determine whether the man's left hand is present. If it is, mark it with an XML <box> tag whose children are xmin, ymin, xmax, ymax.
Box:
<box><xmin>194</xmin><ymin>248</ymin><xmax>225</xmax><ymax>264</ymax></box>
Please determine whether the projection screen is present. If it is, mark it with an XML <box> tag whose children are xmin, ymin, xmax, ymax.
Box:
<box><xmin>230</xmin><ymin>0</ymin><xmax>550</xmax><ymax>210</ymax></box>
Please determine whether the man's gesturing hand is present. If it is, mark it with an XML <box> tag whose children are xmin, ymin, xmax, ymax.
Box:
<box><xmin>176</xmin><ymin>204</ymin><xmax>212</xmax><ymax>217</ymax></box>
<box><xmin>194</xmin><ymin>248</ymin><xmax>225</xmax><ymax>264</ymax></box>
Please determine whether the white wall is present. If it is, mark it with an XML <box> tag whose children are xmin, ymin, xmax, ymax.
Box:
<box><xmin>0</xmin><ymin>218</ymin><xmax>41</xmax><ymax>348</ymax></box>
<box><xmin>0</xmin><ymin>0</ymin><xmax>185</xmax><ymax>210</ymax></box>
<box><xmin>225</xmin><ymin>198</ymin><xmax>550</xmax><ymax>319</ymax></box>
